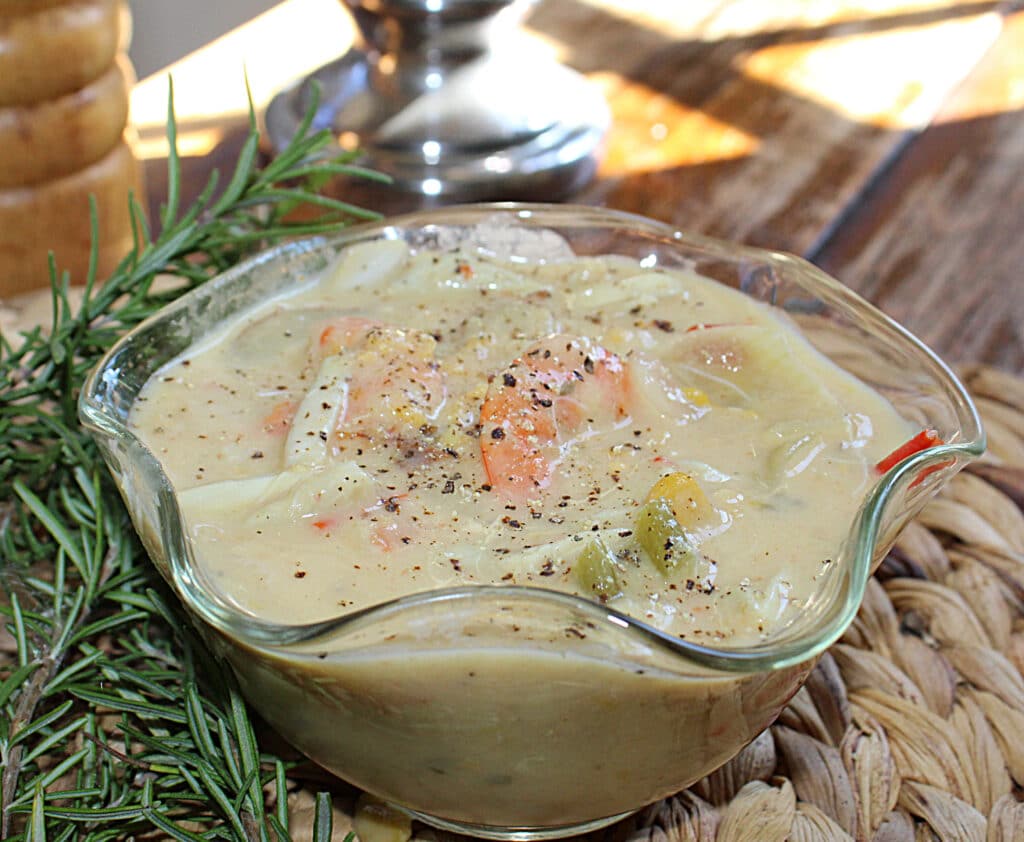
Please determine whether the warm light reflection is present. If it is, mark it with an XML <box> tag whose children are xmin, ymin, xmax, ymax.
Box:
<box><xmin>130</xmin><ymin>0</ymin><xmax>353</xmax><ymax>131</ymax></box>
<box><xmin>134</xmin><ymin>127</ymin><xmax>224</xmax><ymax>160</ymax></box>
<box><xmin>593</xmin><ymin>73</ymin><xmax>759</xmax><ymax>177</ymax></box>
<box><xmin>531</xmin><ymin>0</ymin><xmax>718</xmax><ymax>41</ymax></box>
<box><xmin>560</xmin><ymin>0</ymin><xmax>998</xmax><ymax>42</ymax></box>
<box><xmin>740</xmin><ymin>9</ymin><xmax>1001</xmax><ymax>128</ymax></box>
<box><xmin>422</xmin><ymin>140</ymin><xmax>441</xmax><ymax>163</ymax></box>
<box><xmin>485</xmin><ymin>154</ymin><xmax>512</xmax><ymax>173</ymax></box>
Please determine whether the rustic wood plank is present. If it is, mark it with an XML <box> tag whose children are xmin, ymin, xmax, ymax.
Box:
<box><xmin>811</xmin><ymin>5</ymin><xmax>1024</xmax><ymax>373</ymax></box>
<box><xmin>532</xmin><ymin>0</ymin><xmax>1004</xmax><ymax>254</ymax></box>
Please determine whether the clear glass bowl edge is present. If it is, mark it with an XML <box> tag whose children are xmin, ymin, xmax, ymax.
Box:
<box><xmin>77</xmin><ymin>202</ymin><xmax>986</xmax><ymax>677</ymax></box>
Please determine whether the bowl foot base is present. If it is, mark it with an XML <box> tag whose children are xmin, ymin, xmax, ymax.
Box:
<box><xmin>397</xmin><ymin>805</ymin><xmax>637</xmax><ymax>841</ymax></box>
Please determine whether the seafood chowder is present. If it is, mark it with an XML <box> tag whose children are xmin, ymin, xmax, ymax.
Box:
<box><xmin>131</xmin><ymin>238</ymin><xmax>913</xmax><ymax>644</ymax></box>
<box><xmin>126</xmin><ymin>234</ymin><xmax>926</xmax><ymax>828</ymax></box>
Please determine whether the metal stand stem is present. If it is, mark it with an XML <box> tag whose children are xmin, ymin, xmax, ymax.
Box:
<box><xmin>265</xmin><ymin>0</ymin><xmax>609</xmax><ymax>202</ymax></box>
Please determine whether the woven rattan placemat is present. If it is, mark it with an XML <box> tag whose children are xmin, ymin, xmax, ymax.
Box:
<box><xmin>280</xmin><ymin>364</ymin><xmax>1024</xmax><ymax>842</ymax></box>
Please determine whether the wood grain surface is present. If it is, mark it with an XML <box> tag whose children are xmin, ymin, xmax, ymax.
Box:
<box><xmin>132</xmin><ymin>0</ymin><xmax>1024</xmax><ymax>373</ymax></box>
<box><xmin>812</xmin><ymin>5</ymin><xmax>1024</xmax><ymax>373</ymax></box>
<box><xmin>552</xmin><ymin>1</ymin><xmax>1002</xmax><ymax>248</ymax></box>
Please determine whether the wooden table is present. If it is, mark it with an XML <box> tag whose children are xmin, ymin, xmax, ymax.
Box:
<box><xmin>128</xmin><ymin>0</ymin><xmax>1024</xmax><ymax>376</ymax></box>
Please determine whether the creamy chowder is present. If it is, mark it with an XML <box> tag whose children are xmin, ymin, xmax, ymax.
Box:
<box><xmin>130</xmin><ymin>238</ymin><xmax>912</xmax><ymax>645</ymax></box>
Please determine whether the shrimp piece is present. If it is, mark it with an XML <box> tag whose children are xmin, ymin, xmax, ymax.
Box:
<box><xmin>263</xmin><ymin>398</ymin><xmax>298</xmax><ymax>435</ymax></box>
<box><xmin>316</xmin><ymin>316</ymin><xmax>382</xmax><ymax>358</ymax></box>
<box><xmin>479</xmin><ymin>335</ymin><xmax>630</xmax><ymax>500</ymax></box>
<box><xmin>308</xmin><ymin>316</ymin><xmax>447</xmax><ymax>446</ymax></box>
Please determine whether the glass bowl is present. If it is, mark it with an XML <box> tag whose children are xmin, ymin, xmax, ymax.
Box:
<box><xmin>79</xmin><ymin>204</ymin><xmax>984</xmax><ymax>839</ymax></box>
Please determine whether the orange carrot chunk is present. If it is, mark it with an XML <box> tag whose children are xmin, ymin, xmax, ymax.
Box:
<box><xmin>875</xmin><ymin>429</ymin><xmax>943</xmax><ymax>474</ymax></box>
<box><xmin>263</xmin><ymin>399</ymin><xmax>298</xmax><ymax>434</ymax></box>
<box><xmin>685</xmin><ymin>322</ymin><xmax>736</xmax><ymax>333</ymax></box>
<box><xmin>479</xmin><ymin>336</ymin><xmax>629</xmax><ymax>500</ymax></box>
<box><xmin>876</xmin><ymin>429</ymin><xmax>953</xmax><ymax>487</ymax></box>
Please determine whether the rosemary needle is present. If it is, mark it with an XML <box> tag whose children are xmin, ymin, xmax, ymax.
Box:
<box><xmin>0</xmin><ymin>85</ymin><xmax>372</xmax><ymax>842</ymax></box>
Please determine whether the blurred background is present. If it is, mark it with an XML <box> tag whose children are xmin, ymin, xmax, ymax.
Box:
<box><xmin>128</xmin><ymin>1</ymin><xmax>277</xmax><ymax>78</ymax></box>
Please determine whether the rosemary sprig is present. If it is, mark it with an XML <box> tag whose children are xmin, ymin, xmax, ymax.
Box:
<box><xmin>0</xmin><ymin>84</ymin><xmax>378</xmax><ymax>841</ymax></box>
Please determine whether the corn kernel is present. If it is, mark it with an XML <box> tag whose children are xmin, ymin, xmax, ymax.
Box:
<box><xmin>647</xmin><ymin>471</ymin><xmax>711</xmax><ymax>526</ymax></box>
<box><xmin>683</xmin><ymin>387</ymin><xmax>710</xmax><ymax>407</ymax></box>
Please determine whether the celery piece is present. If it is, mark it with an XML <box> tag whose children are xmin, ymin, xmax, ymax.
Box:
<box><xmin>635</xmin><ymin>498</ymin><xmax>699</xmax><ymax>576</ymax></box>
<box><xmin>575</xmin><ymin>537</ymin><xmax>622</xmax><ymax>600</ymax></box>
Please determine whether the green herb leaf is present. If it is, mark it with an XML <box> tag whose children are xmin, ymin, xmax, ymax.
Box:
<box><xmin>1</xmin><ymin>78</ymin><xmax>380</xmax><ymax>841</ymax></box>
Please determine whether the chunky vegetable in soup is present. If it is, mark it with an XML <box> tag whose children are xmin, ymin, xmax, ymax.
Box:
<box><xmin>130</xmin><ymin>239</ymin><xmax>913</xmax><ymax>644</ymax></box>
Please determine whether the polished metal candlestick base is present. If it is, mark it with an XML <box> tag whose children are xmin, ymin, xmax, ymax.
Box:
<box><xmin>265</xmin><ymin>0</ymin><xmax>609</xmax><ymax>202</ymax></box>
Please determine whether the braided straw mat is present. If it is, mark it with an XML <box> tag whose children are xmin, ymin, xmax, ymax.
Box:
<box><xmin>283</xmin><ymin>365</ymin><xmax>1024</xmax><ymax>842</ymax></box>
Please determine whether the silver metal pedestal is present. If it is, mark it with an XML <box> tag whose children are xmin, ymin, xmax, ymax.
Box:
<box><xmin>264</xmin><ymin>0</ymin><xmax>609</xmax><ymax>202</ymax></box>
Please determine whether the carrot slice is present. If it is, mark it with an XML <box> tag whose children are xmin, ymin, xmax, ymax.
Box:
<box><xmin>875</xmin><ymin>429</ymin><xmax>942</xmax><ymax>473</ymax></box>
<box><xmin>263</xmin><ymin>399</ymin><xmax>298</xmax><ymax>434</ymax></box>
<box><xmin>317</xmin><ymin>316</ymin><xmax>381</xmax><ymax>356</ymax></box>
<box><xmin>685</xmin><ymin>322</ymin><xmax>737</xmax><ymax>333</ymax></box>
<box><xmin>479</xmin><ymin>336</ymin><xmax>628</xmax><ymax>500</ymax></box>
<box><xmin>876</xmin><ymin>428</ymin><xmax>952</xmax><ymax>487</ymax></box>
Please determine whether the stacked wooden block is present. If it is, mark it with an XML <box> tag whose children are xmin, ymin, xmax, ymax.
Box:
<box><xmin>0</xmin><ymin>0</ymin><xmax>140</xmax><ymax>297</ymax></box>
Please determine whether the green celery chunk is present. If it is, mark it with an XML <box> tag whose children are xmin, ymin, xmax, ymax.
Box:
<box><xmin>635</xmin><ymin>498</ymin><xmax>700</xmax><ymax>576</ymax></box>
<box><xmin>575</xmin><ymin>537</ymin><xmax>621</xmax><ymax>600</ymax></box>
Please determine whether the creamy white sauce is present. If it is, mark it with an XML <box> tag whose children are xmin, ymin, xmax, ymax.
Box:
<box><xmin>130</xmin><ymin>240</ymin><xmax>912</xmax><ymax>644</ymax></box>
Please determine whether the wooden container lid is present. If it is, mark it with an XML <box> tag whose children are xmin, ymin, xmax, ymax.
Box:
<box><xmin>0</xmin><ymin>138</ymin><xmax>140</xmax><ymax>297</ymax></box>
<box><xmin>0</xmin><ymin>0</ymin><xmax>120</xmax><ymax>107</ymax></box>
<box><xmin>0</xmin><ymin>59</ymin><xmax>131</xmax><ymax>188</ymax></box>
